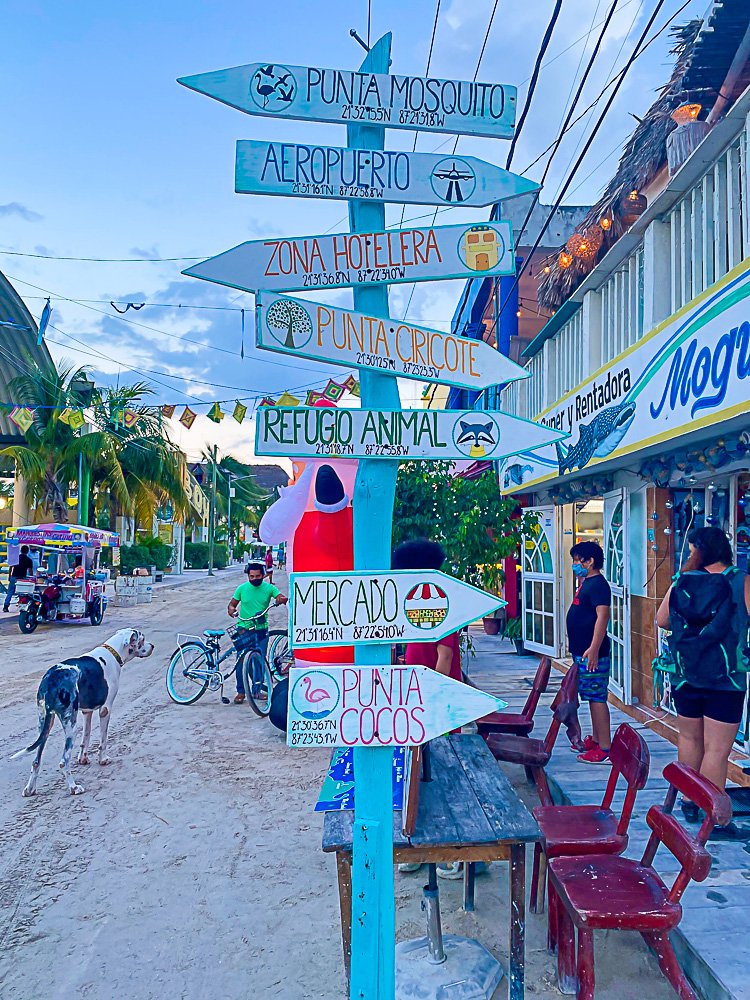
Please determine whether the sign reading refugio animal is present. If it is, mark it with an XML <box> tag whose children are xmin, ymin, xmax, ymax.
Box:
<box><xmin>287</xmin><ymin>665</ymin><xmax>507</xmax><ymax>748</ymax></box>
<box><xmin>179</xmin><ymin>62</ymin><xmax>517</xmax><ymax>138</ymax></box>
<box><xmin>256</xmin><ymin>292</ymin><xmax>529</xmax><ymax>390</ymax></box>
<box><xmin>234</xmin><ymin>140</ymin><xmax>539</xmax><ymax>206</ymax></box>
<box><xmin>184</xmin><ymin>221</ymin><xmax>515</xmax><ymax>294</ymax></box>
<box><xmin>255</xmin><ymin>406</ymin><xmax>568</xmax><ymax>461</ymax></box>
<box><xmin>289</xmin><ymin>569</ymin><xmax>505</xmax><ymax>648</ymax></box>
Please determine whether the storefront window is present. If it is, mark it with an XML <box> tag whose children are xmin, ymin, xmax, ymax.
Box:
<box><xmin>671</xmin><ymin>489</ymin><xmax>705</xmax><ymax>574</ymax></box>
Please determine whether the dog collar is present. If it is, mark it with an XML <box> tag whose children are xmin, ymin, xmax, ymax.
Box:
<box><xmin>102</xmin><ymin>643</ymin><xmax>124</xmax><ymax>667</ymax></box>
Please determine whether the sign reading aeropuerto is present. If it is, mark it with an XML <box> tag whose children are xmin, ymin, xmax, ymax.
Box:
<box><xmin>255</xmin><ymin>405</ymin><xmax>568</xmax><ymax>461</ymax></box>
<box><xmin>179</xmin><ymin>62</ymin><xmax>516</xmax><ymax>138</ymax></box>
<box><xmin>255</xmin><ymin>292</ymin><xmax>529</xmax><ymax>390</ymax></box>
<box><xmin>184</xmin><ymin>221</ymin><xmax>515</xmax><ymax>294</ymax></box>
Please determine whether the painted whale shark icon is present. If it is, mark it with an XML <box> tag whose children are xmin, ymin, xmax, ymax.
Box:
<box><xmin>555</xmin><ymin>401</ymin><xmax>636</xmax><ymax>475</ymax></box>
<box><xmin>503</xmin><ymin>463</ymin><xmax>534</xmax><ymax>488</ymax></box>
<box><xmin>456</xmin><ymin>419</ymin><xmax>496</xmax><ymax>457</ymax></box>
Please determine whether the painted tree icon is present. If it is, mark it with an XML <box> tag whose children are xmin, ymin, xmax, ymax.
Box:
<box><xmin>266</xmin><ymin>298</ymin><xmax>312</xmax><ymax>350</ymax></box>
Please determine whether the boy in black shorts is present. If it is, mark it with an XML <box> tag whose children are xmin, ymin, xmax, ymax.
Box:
<box><xmin>566</xmin><ymin>541</ymin><xmax>612</xmax><ymax>764</ymax></box>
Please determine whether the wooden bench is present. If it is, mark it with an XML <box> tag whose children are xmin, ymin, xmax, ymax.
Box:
<box><xmin>322</xmin><ymin>734</ymin><xmax>540</xmax><ymax>1000</ymax></box>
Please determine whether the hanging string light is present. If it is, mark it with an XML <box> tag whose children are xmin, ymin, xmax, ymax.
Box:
<box><xmin>671</xmin><ymin>103</ymin><xmax>702</xmax><ymax>125</ymax></box>
<box><xmin>599</xmin><ymin>213</ymin><xmax>613</xmax><ymax>231</ymax></box>
<box><xmin>566</xmin><ymin>227</ymin><xmax>601</xmax><ymax>262</ymax></box>
<box><xmin>559</xmin><ymin>250</ymin><xmax>573</xmax><ymax>269</ymax></box>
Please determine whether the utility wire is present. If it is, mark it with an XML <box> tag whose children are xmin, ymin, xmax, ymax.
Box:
<box><xmin>0</xmin><ymin>248</ymin><xmax>202</xmax><ymax>263</ymax></box>
<box><xmin>505</xmin><ymin>0</ymin><xmax>565</xmax><ymax>170</ymax></box>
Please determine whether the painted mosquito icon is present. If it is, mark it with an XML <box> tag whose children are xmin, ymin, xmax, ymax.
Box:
<box><xmin>431</xmin><ymin>160</ymin><xmax>476</xmax><ymax>203</ymax></box>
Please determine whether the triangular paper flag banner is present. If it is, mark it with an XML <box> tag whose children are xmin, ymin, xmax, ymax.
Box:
<box><xmin>9</xmin><ymin>406</ymin><xmax>34</xmax><ymax>433</ymax></box>
<box><xmin>68</xmin><ymin>409</ymin><xmax>86</xmax><ymax>431</ymax></box>
<box><xmin>59</xmin><ymin>407</ymin><xmax>73</xmax><ymax>425</ymax></box>
<box><xmin>306</xmin><ymin>390</ymin><xmax>326</xmax><ymax>405</ymax></box>
<box><xmin>207</xmin><ymin>402</ymin><xmax>225</xmax><ymax>424</ymax></box>
<box><xmin>342</xmin><ymin>374</ymin><xmax>358</xmax><ymax>391</ymax></box>
<box><xmin>233</xmin><ymin>401</ymin><xmax>247</xmax><ymax>424</ymax></box>
<box><xmin>276</xmin><ymin>391</ymin><xmax>301</xmax><ymax>408</ymax></box>
<box><xmin>323</xmin><ymin>380</ymin><xmax>345</xmax><ymax>402</ymax></box>
<box><xmin>350</xmin><ymin>381</ymin><xmax>361</xmax><ymax>398</ymax></box>
<box><xmin>123</xmin><ymin>409</ymin><xmax>139</xmax><ymax>429</ymax></box>
<box><xmin>180</xmin><ymin>406</ymin><xmax>197</xmax><ymax>429</ymax></box>
<box><xmin>161</xmin><ymin>404</ymin><xmax>176</xmax><ymax>419</ymax></box>
<box><xmin>259</xmin><ymin>397</ymin><xmax>276</xmax><ymax>407</ymax></box>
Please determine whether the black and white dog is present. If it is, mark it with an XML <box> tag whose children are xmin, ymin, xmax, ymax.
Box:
<box><xmin>12</xmin><ymin>628</ymin><xmax>154</xmax><ymax>796</ymax></box>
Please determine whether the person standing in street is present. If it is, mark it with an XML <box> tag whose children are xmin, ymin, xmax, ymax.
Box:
<box><xmin>227</xmin><ymin>562</ymin><xmax>287</xmax><ymax>703</ymax></box>
<box><xmin>3</xmin><ymin>545</ymin><xmax>33</xmax><ymax>612</ymax></box>
<box><xmin>656</xmin><ymin>526</ymin><xmax>750</xmax><ymax>832</ymax></box>
<box><xmin>566</xmin><ymin>541</ymin><xmax>613</xmax><ymax>764</ymax></box>
<box><xmin>264</xmin><ymin>546</ymin><xmax>274</xmax><ymax>584</ymax></box>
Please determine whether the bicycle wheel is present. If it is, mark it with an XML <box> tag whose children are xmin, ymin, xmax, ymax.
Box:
<box><xmin>166</xmin><ymin>642</ymin><xmax>210</xmax><ymax>705</ymax></box>
<box><xmin>242</xmin><ymin>650</ymin><xmax>273</xmax><ymax>717</ymax></box>
<box><xmin>266</xmin><ymin>630</ymin><xmax>292</xmax><ymax>681</ymax></box>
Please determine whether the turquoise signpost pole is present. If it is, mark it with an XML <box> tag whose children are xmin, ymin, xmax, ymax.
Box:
<box><xmin>347</xmin><ymin>32</ymin><xmax>399</xmax><ymax>1000</ymax></box>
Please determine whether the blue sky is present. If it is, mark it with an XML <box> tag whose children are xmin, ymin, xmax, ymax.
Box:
<box><xmin>2</xmin><ymin>0</ymin><xmax>707</xmax><ymax>460</ymax></box>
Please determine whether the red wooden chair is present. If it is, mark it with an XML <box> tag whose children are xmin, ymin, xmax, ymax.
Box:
<box><xmin>530</xmin><ymin>723</ymin><xmax>650</xmax><ymax>916</ymax></box>
<box><xmin>547</xmin><ymin>762</ymin><xmax>731</xmax><ymax>999</ymax></box>
<box><xmin>484</xmin><ymin>665</ymin><xmax>582</xmax><ymax>807</ymax></box>
<box><xmin>476</xmin><ymin>656</ymin><xmax>552</xmax><ymax>738</ymax></box>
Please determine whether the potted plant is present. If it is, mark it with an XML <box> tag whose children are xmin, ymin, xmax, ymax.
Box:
<box><xmin>504</xmin><ymin>616</ymin><xmax>525</xmax><ymax>655</ymax></box>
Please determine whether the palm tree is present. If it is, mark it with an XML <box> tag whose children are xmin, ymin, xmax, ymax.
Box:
<box><xmin>202</xmin><ymin>451</ymin><xmax>271</xmax><ymax>550</ymax></box>
<box><xmin>1</xmin><ymin>360</ymin><xmax>129</xmax><ymax>523</ymax></box>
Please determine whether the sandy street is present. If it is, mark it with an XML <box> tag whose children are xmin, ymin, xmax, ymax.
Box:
<box><xmin>0</xmin><ymin>568</ymin><xmax>675</xmax><ymax>1000</ymax></box>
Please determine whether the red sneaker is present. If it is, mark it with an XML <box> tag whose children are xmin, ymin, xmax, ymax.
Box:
<box><xmin>577</xmin><ymin>746</ymin><xmax>611</xmax><ymax>765</ymax></box>
<box><xmin>570</xmin><ymin>735</ymin><xmax>598</xmax><ymax>753</ymax></box>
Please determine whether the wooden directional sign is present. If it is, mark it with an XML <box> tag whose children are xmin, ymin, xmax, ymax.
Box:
<box><xmin>178</xmin><ymin>62</ymin><xmax>516</xmax><ymax>138</ymax></box>
<box><xmin>290</xmin><ymin>569</ymin><xmax>505</xmax><ymax>648</ymax></box>
<box><xmin>287</xmin><ymin>664</ymin><xmax>507</xmax><ymax>748</ymax></box>
<box><xmin>184</xmin><ymin>221</ymin><xmax>515</xmax><ymax>295</ymax></box>
<box><xmin>235</xmin><ymin>140</ymin><xmax>540</xmax><ymax>207</ymax></box>
<box><xmin>256</xmin><ymin>293</ymin><xmax>530</xmax><ymax>391</ymax></box>
<box><xmin>255</xmin><ymin>406</ymin><xmax>569</xmax><ymax>461</ymax></box>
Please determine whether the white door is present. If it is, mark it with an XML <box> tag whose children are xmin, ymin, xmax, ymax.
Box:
<box><xmin>522</xmin><ymin>507</ymin><xmax>558</xmax><ymax>656</ymax></box>
<box><xmin>603</xmin><ymin>490</ymin><xmax>630</xmax><ymax>702</ymax></box>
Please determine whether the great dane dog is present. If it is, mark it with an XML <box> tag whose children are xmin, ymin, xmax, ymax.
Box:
<box><xmin>12</xmin><ymin>628</ymin><xmax>154</xmax><ymax>796</ymax></box>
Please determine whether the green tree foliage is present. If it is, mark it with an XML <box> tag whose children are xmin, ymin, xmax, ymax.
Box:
<box><xmin>393</xmin><ymin>461</ymin><xmax>538</xmax><ymax>595</ymax></box>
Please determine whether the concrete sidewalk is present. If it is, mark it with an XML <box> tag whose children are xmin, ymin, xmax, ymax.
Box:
<box><xmin>469</xmin><ymin>631</ymin><xmax>748</xmax><ymax>1000</ymax></box>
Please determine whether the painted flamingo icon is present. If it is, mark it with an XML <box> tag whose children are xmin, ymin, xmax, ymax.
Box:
<box><xmin>302</xmin><ymin>675</ymin><xmax>331</xmax><ymax>704</ymax></box>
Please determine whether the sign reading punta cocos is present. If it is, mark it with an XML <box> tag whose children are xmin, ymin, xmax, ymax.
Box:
<box><xmin>178</xmin><ymin>62</ymin><xmax>516</xmax><ymax>138</ymax></box>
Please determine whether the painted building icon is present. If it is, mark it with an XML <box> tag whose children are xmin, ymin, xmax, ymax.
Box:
<box><xmin>461</xmin><ymin>226</ymin><xmax>500</xmax><ymax>271</ymax></box>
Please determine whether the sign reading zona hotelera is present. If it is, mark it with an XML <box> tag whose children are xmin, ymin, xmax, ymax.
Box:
<box><xmin>289</xmin><ymin>569</ymin><xmax>505</xmax><ymax>648</ymax></box>
<box><xmin>235</xmin><ymin>140</ymin><xmax>540</xmax><ymax>207</ymax></box>
<box><xmin>255</xmin><ymin>293</ymin><xmax>530</xmax><ymax>390</ymax></box>
<box><xmin>184</xmin><ymin>221</ymin><xmax>515</xmax><ymax>294</ymax></box>
<box><xmin>178</xmin><ymin>63</ymin><xmax>516</xmax><ymax>139</ymax></box>
<box><xmin>255</xmin><ymin>406</ymin><xmax>569</xmax><ymax>461</ymax></box>
<box><xmin>287</xmin><ymin>665</ymin><xmax>507</xmax><ymax>749</ymax></box>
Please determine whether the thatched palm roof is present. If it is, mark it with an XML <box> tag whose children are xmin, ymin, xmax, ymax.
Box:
<box><xmin>538</xmin><ymin>20</ymin><xmax>703</xmax><ymax>310</ymax></box>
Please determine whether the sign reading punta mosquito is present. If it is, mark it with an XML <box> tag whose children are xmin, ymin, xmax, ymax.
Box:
<box><xmin>256</xmin><ymin>293</ymin><xmax>529</xmax><ymax>391</ymax></box>
<box><xmin>290</xmin><ymin>569</ymin><xmax>505</xmax><ymax>648</ymax></box>
<box><xmin>179</xmin><ymin>63</ymin><xmax>516</xmax><ymax>138</ymax></box>
<box><xmin>256</xmin><ymin>406</ymin><xmax>569</xmax><ymax>461</ymax></box>
<box><xmin>287</xmin><ymin>665</ymin><xmax>507</xmax><ymax>749</ymax></box>
<box><xmin>185</xmin><ymin>221</ymin><xmax>514</xmax><ymax>294</ymax></box>
<box><xmin>235</xmin><ymin>140</ymin><xmax>539</xmax><ymax>206</ymax></box>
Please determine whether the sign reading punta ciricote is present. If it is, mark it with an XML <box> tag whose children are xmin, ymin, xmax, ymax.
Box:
<box><xmin>184</xmin><ymin>221</ymin><xmax>515</xmax><ymax>294</ymax></box>
<box><xmin>255</xmin><ymin>292</ymin><xmax>529</xmax><ymax>390</ymax></box>
<box><xmin>234</xmin><ymin>140</ymin><xmax>540</xmax><ymax>206</ymax></box>
<box><xmin>178</xmin><ymin>62</ymin><xmax>516</xmax><ymax>138</ymax></box>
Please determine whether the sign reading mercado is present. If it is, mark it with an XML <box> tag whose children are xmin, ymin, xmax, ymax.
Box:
<box><xmin>499</xmin><ymin>260</ymin><xmax>750</xmax><ymax>493</ymax></box>
<box><xmin>256</xmin><ymin>292</ymin><xmax>529</xmax><ymax>391</ymax></box>
<box><xmin>255</xmin><ymin>406</ymin><xmax>568</xmax><ymax>461</ymax></box>
<box><xmin>178</xmin><ymin>62</ymin><xmax>516</xmax><ymax>138</ymax></box>
<box><xmin>184</xmin><ymin>221</ymin><xmax>515</xmax><ymax>294</ymax></box>
<box><xmin>287</xmin><ymin>665</ymin><xmax>507</xmax><ymax>749</ymax></box>
<box><xmin>234</xmin><ymin>140</ymin><xmax>539</xmax><ymax>207</ymax></box>
<box><xmin>289</xmin><ymin>569</ymin><xmax>505</xmax><ymax>648</ymax></box>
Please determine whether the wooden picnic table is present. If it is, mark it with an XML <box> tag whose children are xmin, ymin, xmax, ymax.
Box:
<box><xmin>322</xmin><ymin>733</ymin><xmax>540</xmax><ymax>1000</ymax></box>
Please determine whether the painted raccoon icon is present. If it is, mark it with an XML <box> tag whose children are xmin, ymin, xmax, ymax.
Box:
<box><xmin>456</xmin><ymin>419</ymin><xmax>496</xmax><ymax>458</ymax></box>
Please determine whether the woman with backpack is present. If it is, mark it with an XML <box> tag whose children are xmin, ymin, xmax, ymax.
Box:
<box><xmin>656</xmin><ymin>526</ymin><xmax>750</xmax><ymax>826</ymax></box>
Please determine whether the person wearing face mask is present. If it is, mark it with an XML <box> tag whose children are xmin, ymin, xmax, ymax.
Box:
<box><xmin>566</xmin><ymin>541</ymin><xmax>612</xmax><ymax>764</ymax></box>
<box><xmin>227</xmin><ymin>562</ymin><xmax>288</xmax><ymax>704</ymax></box>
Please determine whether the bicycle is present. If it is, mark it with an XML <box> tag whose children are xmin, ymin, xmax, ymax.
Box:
<box><xmin>166</xmin><ymin>613</ymin><xmax>286</xmax><ymax>717</ymax></box>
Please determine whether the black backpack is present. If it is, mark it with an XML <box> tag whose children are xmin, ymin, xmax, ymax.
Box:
<box><xmin>667</xmin><ymin>570</ymin><xmax>738</xmax><ymax>687</ymax></box>
<box><xmin>269</xmin><ymin>677</ymin><xmax>289</xmax><ymax>733</ymax></box>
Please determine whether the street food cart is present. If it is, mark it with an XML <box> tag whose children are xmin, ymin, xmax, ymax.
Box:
<box><xmin>5</xmin><ymin>523</ymin><xmax>119</xmax><ymax>633</ymax></box>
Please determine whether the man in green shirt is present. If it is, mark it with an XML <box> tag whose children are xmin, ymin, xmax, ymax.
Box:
<box><xmin>227</xmin><ymin>562</ymin><xmax>288</xmax><ymax>703</ymax></box>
